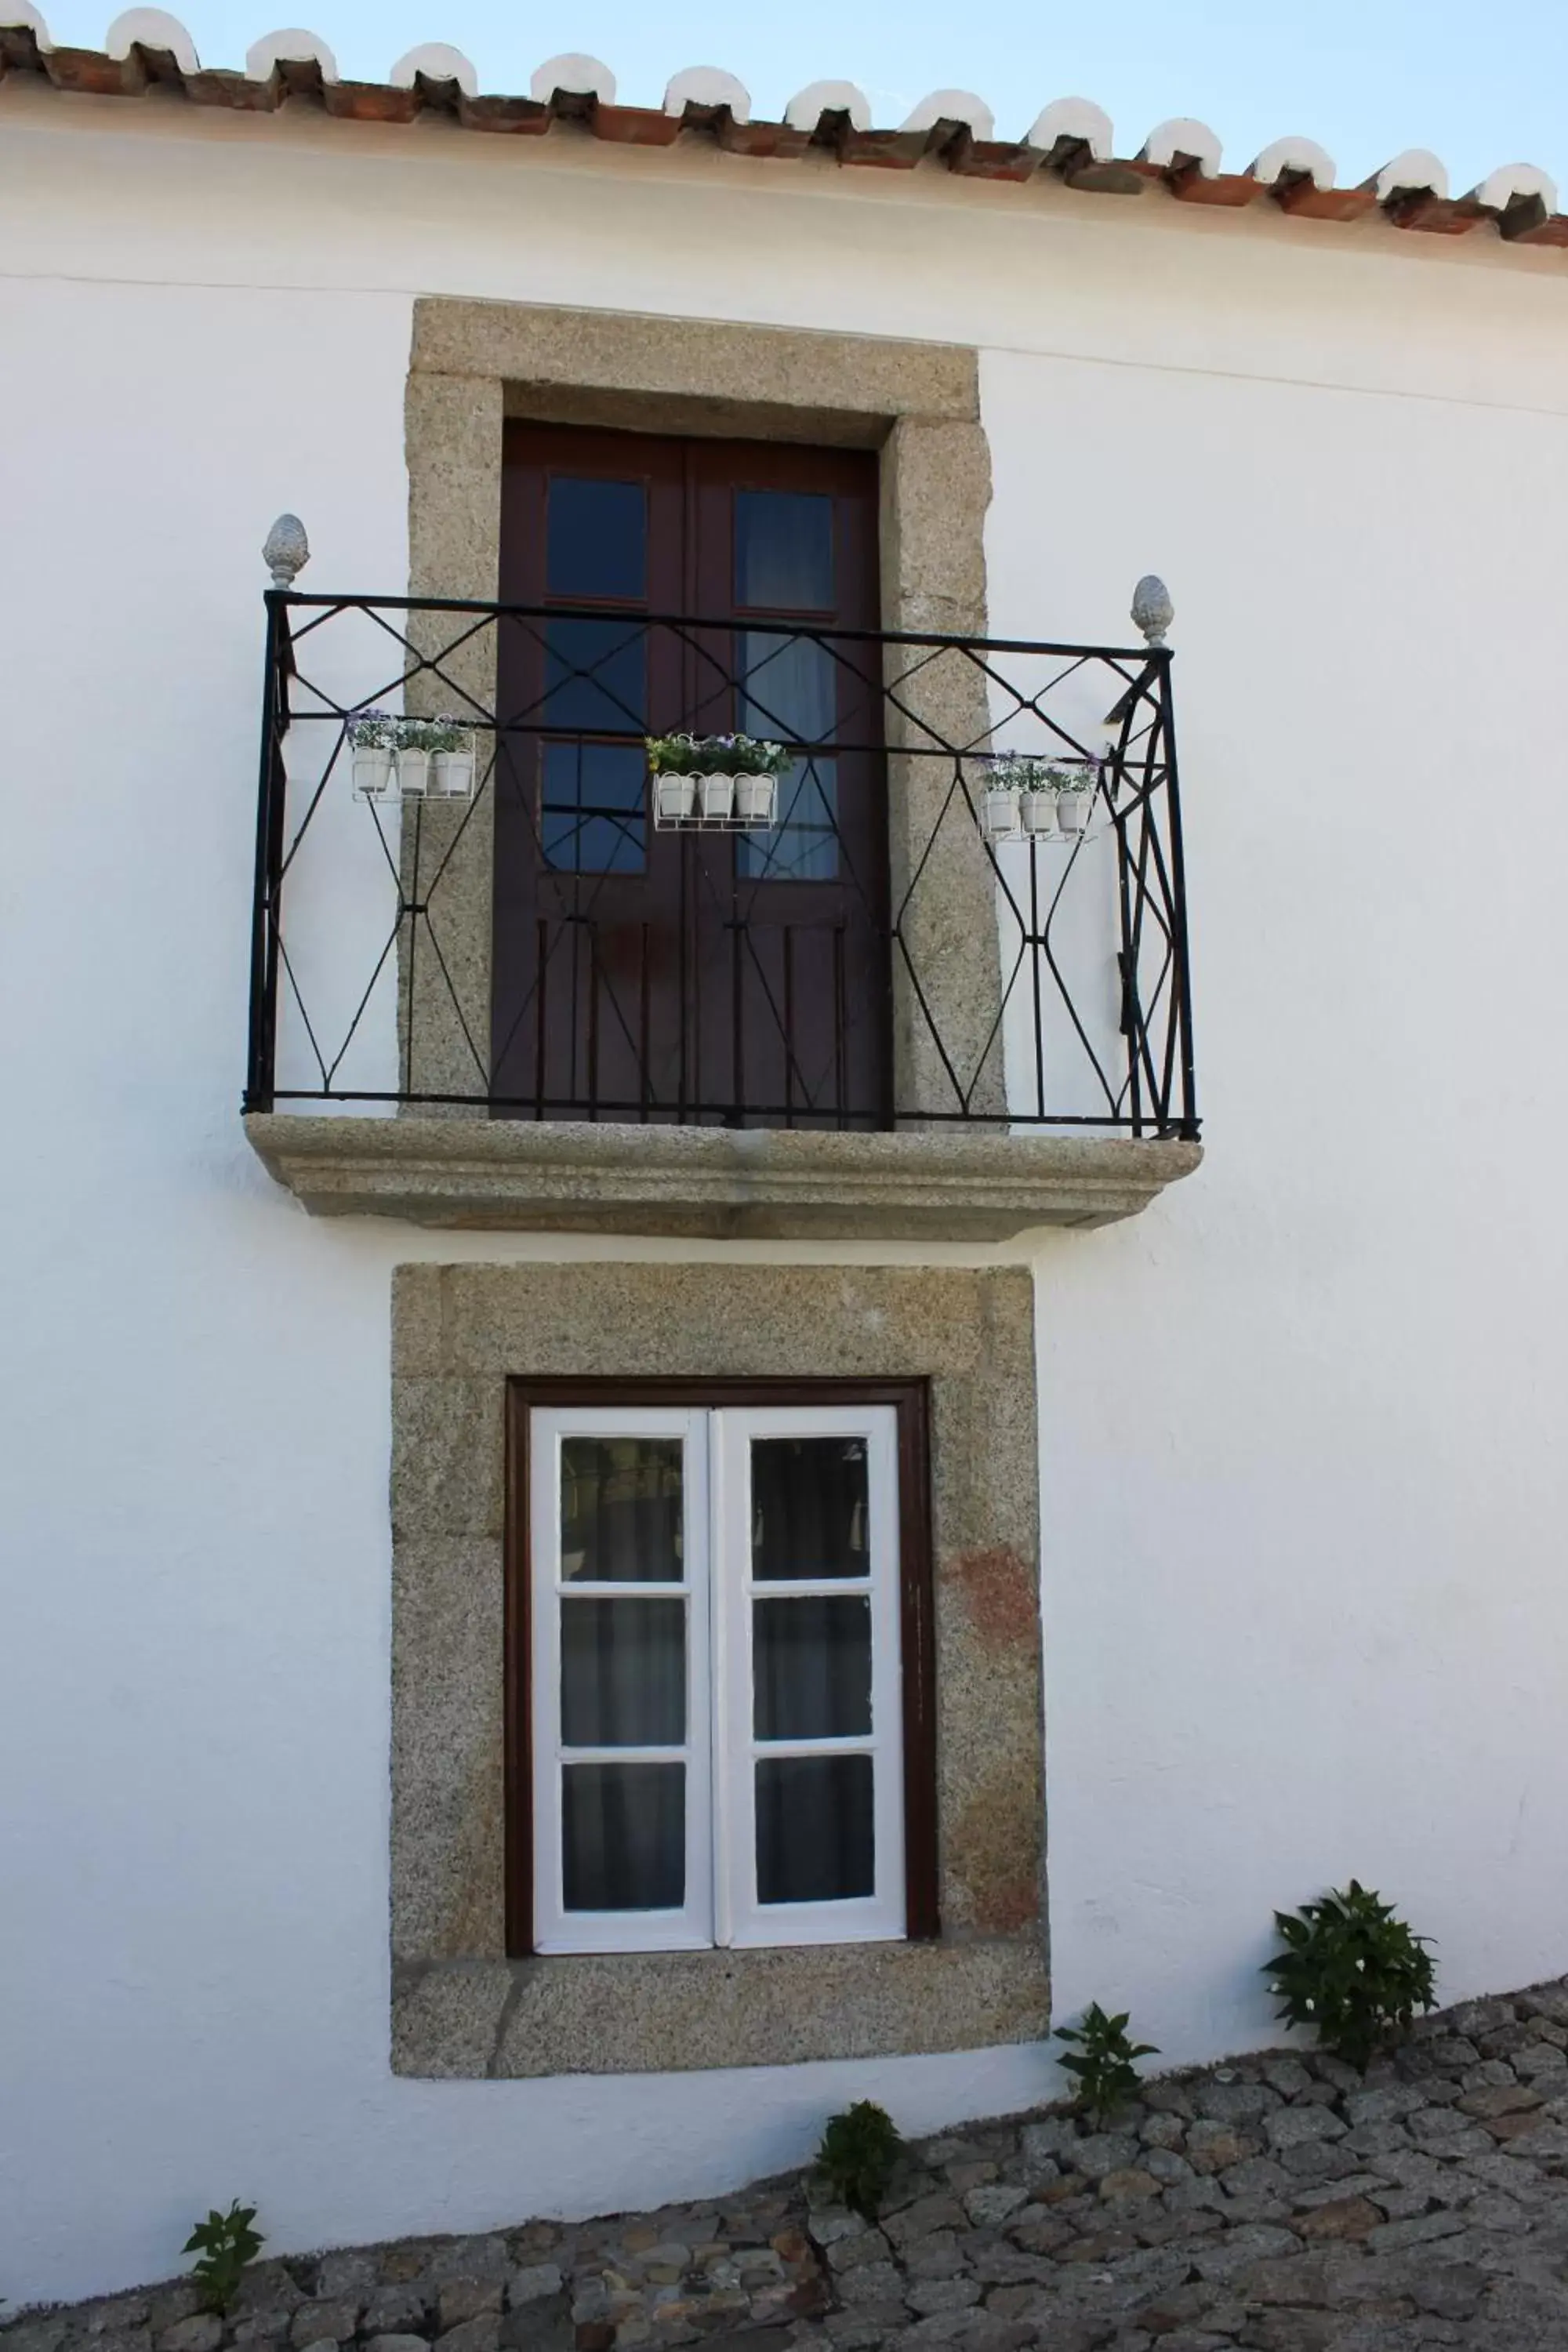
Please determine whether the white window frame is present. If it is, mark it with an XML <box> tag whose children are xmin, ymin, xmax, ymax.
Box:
<box><xmin>529</xmin><ymin>1402</ymin><xmax>905</xmax><ymax>1955</ymax></box>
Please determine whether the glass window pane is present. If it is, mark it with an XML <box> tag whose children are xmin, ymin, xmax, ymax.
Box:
<box><xmin>542</xmin><ymin>617</ymin><xmax>646</xmax><ymax>731</ymax></box>
<box><xmin>737</xmin><ymin>760</ymin><xmax>839</xmax><ymax>884</ymax></box>
<box><xmin>542</xmin><ymin>741</ymin><xmax>647</xmax><ymax>873</ymax></box>
<box><xmin>738</xmin><ymin>629</ymin><xmax>834</xmax><ymax>742</ymax></box>
<box><xmin>753</xmin><ymin>1596</ymin><xmax>872</xmax><ymax>1739</ymax></box>
<box><xmin>561</xmin><ymin>1598</ymin><xmax>685</xmax><ymax>1746</ymax></box>
<box><xmin>735</xmin><ymin>491</ymin><xmax>834</xmax><ymax>612</ymax></box>
<box><xmin>561</xmin><ymin>1436</ymin><xmax>682</xmax><ymax>1581</ymax></box>
<box><xmin>756</xmin><ymin>1755</ymin><xmax>874</xmax><ymax>1904</ymax></box>
<box><xmin>547</xmin><ymin>477</ymin><xmax>647</xmax><ymax>603</ymax></box>
<box><xmin>752</xmin><ymin>1437</ymin><xmax>869</xmax><ymax>1580</ymax></box>
<box><xmin>563</xmin><ymin>1761</ymin><xmax>684</xmax><ymax>1910</ymax></box>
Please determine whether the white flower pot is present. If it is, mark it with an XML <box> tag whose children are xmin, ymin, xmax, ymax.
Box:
<box><xmin>655</xmin><ymin>775</ymin><xmax>697</xmax><ymax>822</ymax></box>
<box><xmin>1056</xmin><ymin>789</ymin><xmax>1091</xmax><ymax>834</ymax></box>
<box><xmin>982</xmin><ymin>785</ymin><xmax>1020</xmax><ymax>840</ymax></box>
<box><xmin>700</xmin><ymin>771</ymin><xmax>736</xmax><ymax>821</ymax></box>
<box><xmin>1020</xmin><ymin>790</ymin><xmax>1057</xmax><ymax>835</ymax></box>
<box><xmin>396</xmin><ymin>745</ymin><xmax>430</xmax><ymax>797</ymax></box>
<box><xmin>430</xmin><ymin>748</ymin><xmax>475</xmax><ymax>800</ymax></box>
<box><xmin>352</xmin><ymin>745</ymin><xmax>395</xmax><ymax>800</ymax></box>
<box><xmin>735</xmin><ymin>772</ymin><xmax>777</xmax><ymax>826</ymax></box>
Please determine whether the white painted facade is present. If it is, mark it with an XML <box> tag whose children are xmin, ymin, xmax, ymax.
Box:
<box><xmin>5</xmin><ymin>81</ymin><xmax>1568</xmax><ymax>2308</ymax></box>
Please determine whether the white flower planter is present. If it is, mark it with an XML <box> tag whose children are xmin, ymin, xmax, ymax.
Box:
<box><xmin>1056</xmin><ymin>789</ymin><xmax>1092</xmax><ymax>835</ymax></box>
<box><xmin>700</xmin><ymin>772</ymin><xmax>737</xmax><ymax>821</ymax></box>
<box><xmin>735</xmin><ymin>772</ymin><xmax>777</xmax><ymax>826</ymax></box>
<box><xmin>1020</xmin><ymin>791</ymin><xmax>1057</xmax><ymax>836</ymax></box>
<box><xmin>396</xmin><ymin>746</ymin><xmax>430</xmax><ymax>798</ymax></box>
<box><xmin>352</xmin><ymin>745</ymin><xmax>396</xmax><ymax>800</ymax></box>
<box><xmin>430</xmin><ymin>748</ymin><xmax>475</xmax><ymax>800</ymax></box>
<box><xmin>655</xmin><ymin>775</ymin><xmax>698</xmax><ymax>822</ymax></box>
<box><xmin>982</xmin><ymin>785</ymin><xmax>1020</xmax><ymax>840</ymax></box>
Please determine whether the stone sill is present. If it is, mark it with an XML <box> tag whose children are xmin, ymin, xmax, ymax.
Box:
<box><xmin>244</xmin><ymin>1112</ymin><xmax>1200</xmax><ymax>1240</ymax></box>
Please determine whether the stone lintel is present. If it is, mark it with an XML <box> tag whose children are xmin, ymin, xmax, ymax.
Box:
<box><xmin>245</xmin><ymin>1111</ymin><xmax>1202</xmax><ymax>1239</ymax></box>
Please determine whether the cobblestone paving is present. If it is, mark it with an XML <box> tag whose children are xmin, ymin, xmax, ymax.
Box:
<box><xmin>17</xmin><ymin>1980</ymin><xmax>1568</xmax><ymax>2352</ymax></box>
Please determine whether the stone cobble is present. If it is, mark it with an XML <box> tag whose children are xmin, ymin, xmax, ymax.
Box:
<box><xmin>17</xmin><ymin>1979</ymin><xmax>1568</xmax><ymax>2352</ymax></box>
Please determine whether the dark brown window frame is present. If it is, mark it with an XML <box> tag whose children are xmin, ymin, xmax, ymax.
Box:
<box><xmin>503</xmin><ymin>1375</ymin><xmax>938</xmax><ymax>1957</ymax></box>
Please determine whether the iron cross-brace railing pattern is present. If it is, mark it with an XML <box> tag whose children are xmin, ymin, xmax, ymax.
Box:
<box><xmin>245</xmin><ymin>586</ymin><xmax>1199</xmax><ymax>1139</ymax></box>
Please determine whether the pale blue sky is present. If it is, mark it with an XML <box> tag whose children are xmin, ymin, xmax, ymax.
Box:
<box><xmin>39</xmin><ymin>0</ymin><xmax>1568</xmax><ymax>194</ymax></box>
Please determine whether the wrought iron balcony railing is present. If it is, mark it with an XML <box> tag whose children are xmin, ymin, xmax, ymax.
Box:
<box><xmin>245</xmin><ymin>586</ymin><xmax>1198</xmax><ymax>1141</ymax></box>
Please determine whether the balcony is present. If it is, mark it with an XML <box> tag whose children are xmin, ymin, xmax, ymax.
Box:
<box><xmin>241</xmin><ymin>570</ymin><xmax>1201</xmax><ymax>1239</ymax></box>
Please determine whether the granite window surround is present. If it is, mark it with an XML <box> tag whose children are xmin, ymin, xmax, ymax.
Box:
<box><xmin>390</xmin><ymin>1260</ymin><xmax>1048</xmax><ymax>2078</ymax></box>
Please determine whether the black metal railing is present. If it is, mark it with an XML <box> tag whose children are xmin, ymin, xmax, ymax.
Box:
<box><xmin>245</xmin><ymin>593</ymin><xmax>1198</xmax><ymax>1138</ymax></box>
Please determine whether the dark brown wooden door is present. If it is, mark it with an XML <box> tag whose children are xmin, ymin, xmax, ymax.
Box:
<box><xmin>492</xmin><ymin>425</ymin><xmax>890</xmax><ymax>1126</ymax></box>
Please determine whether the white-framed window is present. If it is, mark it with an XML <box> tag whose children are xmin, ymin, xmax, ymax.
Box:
<box><xmin>527</xmin><ymin>1401</ymin><xmax>906</xmax><ymax>1954</ymax></box>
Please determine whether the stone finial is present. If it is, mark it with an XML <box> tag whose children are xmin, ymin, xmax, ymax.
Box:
<box><xmin>530</xmin><ymin>52</ymin><xmax>615</xmax><ymax>105</ymax></box>
<box><xmin>902</xmin><ymin>89</ymin><xmax>996</xmax><ymax>140</ymax></box>
<box><xmin>784</xmin><ymin>78</ymin><xmax>872</xmax><ymax>132</ymax></box>
<box><xmin>245</xmin><ymin>26</ymin><xmax>337</xmax><ymax>82</ymax></box>
<box><xmin>1249</xmin><ymin>135</ymin><xmax>1335</xmax><ymax>190</ymax></box>
<box><xmin>263</xmin><ymin>514</ymin><xmax>310</xmax><ymax>590</ymax></box>
<box><xmin>1140</xmin><ymin>117</ymin><xmax>1222</xmax><ymax>178</ymax></box>
<box><xmin>1132</xmin><ymin>575</ymin><xmax>1174</xmax><ymax>648</ymax></box>
<box><xmin>390</xmin><ymin>42</ymin><xmax>477</xmax><ymax>96</ymax></box>
<box><xmin>1026</xmin><ymin>96</ymin><xmax>1112</xmax><ymax>162</ymax></box>
<box><xmin>1471</xmin><ymin>161</ymin><xmax>1558</xmax><ymax>214</ymax></box>
<box><xmin>1374</xmin><ymin>148</ymin><xmax>1448</xmax><ymax>202</ymax></box>
<box><xmin>1</xmin><ymin>2</ymin><xmax>54</xmax><ymax>50</ymax></box>
<box><xmin>103</xmin><ymin>7</ymin><xmax>198</xmax><ymax>69</ymax></box>
<box><xmin>662</xmin><ymin>65</ymin><xmax>750</xmax><ymax>122</ymax></box>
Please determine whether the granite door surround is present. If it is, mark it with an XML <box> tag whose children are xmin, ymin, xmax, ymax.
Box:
<box><xmin>401</xmin><ymin>296</ymin><xmax>1006</xmax><ymax>1125</ymax></box>
<box><xmin>390</xmin><ymin>1260</ymin><xmax>1048</xmax><ymax>2078</ymax></box>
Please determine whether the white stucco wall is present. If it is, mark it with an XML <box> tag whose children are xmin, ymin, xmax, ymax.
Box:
<box><xmin>5</xmin><ymin>86</ymin><xmax>1568</xmax><ymax>2307</ymax></box>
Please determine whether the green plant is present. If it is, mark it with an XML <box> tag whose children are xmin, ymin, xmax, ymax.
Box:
<box><xmin>183</xmin><ymin>2202</ymin><xmax>265</xmax><ymax>2314</ymax></box>
<box><xmin>1055</xmin><ymin>2002</ymin><xmax>1159</xmax><ymax>2122</ymax></box>
<box><xmin>1265</xmin><ymin>1882</ymin><xmax>1436</xmax><ymax>2071</ymax></box>
<box><xmin>347</xmin><ymin>708</ymin><xmax>396</xmax><ymax>750</ymax></box>
<box><xmin>988</xmin><ymin>754</ymin><xmax>1100</xmax><ymax>796</ymax></box>
<box><xmin>816</xmin><ymin>2099</ymin><xmax>904</xmax><ymax>2223</ymax></box>
<box><xmin>646</xmin><ymin>731</ymin><xmax>792</xmax><ymax>777</ymax></box>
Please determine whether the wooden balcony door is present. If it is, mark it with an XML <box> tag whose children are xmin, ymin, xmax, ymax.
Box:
<box><xmin>491</xmin><ymin>423</ymin><xmax>891</xmax><ymax>1126</ymax></box>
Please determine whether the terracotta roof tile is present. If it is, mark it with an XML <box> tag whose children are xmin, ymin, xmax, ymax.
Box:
<box><xmin>2</xmin><ymin>13</ymin><xmax>1566</xmax><ymax>265</ymax></box>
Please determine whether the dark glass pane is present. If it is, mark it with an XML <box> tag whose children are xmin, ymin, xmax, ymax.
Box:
<box><xmin>542</xmin><ymin>617</ymin><xmax>646</xmax><ymax>731</ymax></box>
<box><xmin>756</xmin><ymin>1755</ymin><xmax>874</xmax><ymax>1904</ymax></box>
<box><xmin>561</xmin><ymin>1436</ymin><xmax>682</xmax><ymax>1581</ymax></box>
<box><xmin>752</xmin><ymin>1437</ymin><xmax>869</xmax><ymax>1580</ymax></box>
<box><xmin>735</xmin><ymin>631</ymin><xmax>838</xmax><ymax>882</ymax></box>
<box><xmin>547</xmin><ymin>477</ymin><xmax>647</xmax><ymax>603</ymax></box>
<box><xmin>561</xmin><ymin>1597</ymin><xmax>685</xmax><ymax>1746</ymax></box>
<box><xmin>563</xmin><ymin>1761</ymin><xmax>684</xmax><ymax>1911</ymax></box>
<box><xmin>735</xmin><ymin>491</ymin><xmax>834</xmax><ymax>612</ymax></box>
<box><xmin>737</xmin><ymin>760</ymin><xmax>839</xmax><ymax>883</ymax></box>
<box><xmin>542</xmin><ymin>740</ymin><xmax>646</xmax><ymax>873</ymax></box>
<box><xmin>753</xmin><ymin>1596</ymin><xmax>872</xmax><ymax>1739</ymax></box>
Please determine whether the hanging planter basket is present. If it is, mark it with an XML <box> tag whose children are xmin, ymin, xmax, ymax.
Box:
<box><xmin>348</xmin><ymin>713</ymin><xmax>477</xmax><ymax>804</ymax></box>
<box><xmin>978</xmin><ymin>755</ymin><xmax>1103</xmax><ymax>846</ymax></box>
<box><xmin>648</xmin><ymin>734</ymin><xmax>789</xmax><ymax>830</ymax></box>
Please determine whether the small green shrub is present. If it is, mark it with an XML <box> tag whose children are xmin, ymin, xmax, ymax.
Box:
<box><xmin>1265</xmin><ymin>1881</ymin><xmax>1436</xmax><ymax>2071</ymax></box>
<box><xmin>816</xmin><ymin>2100</ymin><xmax>904</xmax><ymax>2223</ymax></box>
<box><xmin>1054</xmin><ymin>2002</ymin><xmax>1159</xmax><ymax>2123</ymax></box>
<box><xmin>183</xmin><ymin>2202</ymin><xmax>265</xmax><ymax>2314</ymax></box>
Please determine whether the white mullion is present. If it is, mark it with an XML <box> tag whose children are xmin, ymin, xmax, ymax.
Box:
<box><xmin>709</xmin><ymin>1409</ymin><xmax>735</xmax><ymax>1949</ymax></box>
<box><xmin>531</xmin><ymin>1406</ymin><xmax>713</xmax><ymax>1955</ymax></box>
